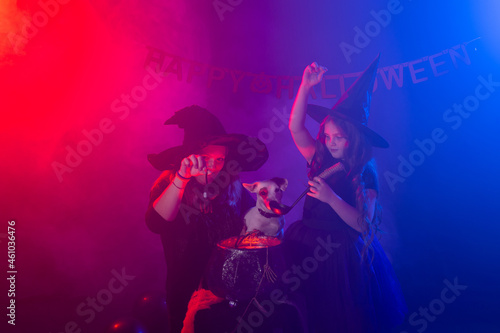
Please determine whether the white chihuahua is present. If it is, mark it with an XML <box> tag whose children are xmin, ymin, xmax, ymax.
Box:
<box><xmin>242</xmin><ymin>177</ymin><xmax>288</xmax><ymax>238</ymax></box>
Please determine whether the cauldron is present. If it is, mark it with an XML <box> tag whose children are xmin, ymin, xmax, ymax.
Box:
<box><xmin>205</xmin><ymin>233</ymin><xmax>285</xmax><ymax>302</ymax></box>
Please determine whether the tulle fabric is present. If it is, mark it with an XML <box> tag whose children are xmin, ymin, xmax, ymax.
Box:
<box><xmin>284</xmin><ymin>211</ymin><xmax>407</xmax><ymax>333</ymax></box>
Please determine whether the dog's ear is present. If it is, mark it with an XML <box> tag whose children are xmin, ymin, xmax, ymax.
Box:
<box><xmin>242</xmin><ymin>182</ymin><xmax>259</xmax><ymax>193</ymax></box>
<box><xmin>271</xmin><ymin>177</ymin><xmax>288</xmax><ymax>191</ymax></box>
<box><xmin>281</xmin><ymin>178</ymin><xmax>288</xmax><ymax>191</ymax></box>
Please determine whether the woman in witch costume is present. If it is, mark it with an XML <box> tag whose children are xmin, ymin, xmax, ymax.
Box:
<box><xmin>285</xmin><ymin>57</ymin><xmax>407</xmax><ymax>332</ymax></box>
<box><xmin>145</xmin><ymin>105</ymin><xmax>268</xmax><ymax>333</ymax></box>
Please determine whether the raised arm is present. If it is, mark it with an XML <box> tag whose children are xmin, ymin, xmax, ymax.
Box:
<box><xmin>289</xmin><ymin>62</ymin><xmax>327</xmax><ymax>164</ymax></box>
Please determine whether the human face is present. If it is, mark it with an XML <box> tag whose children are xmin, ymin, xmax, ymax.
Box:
<box><xmin>323</xmin><ymin>120</ymin><xmax>348</xmax><ymax>160</ymax></box>
<box><xmin>195</xmin><ymin>145</ymin><xmax>227</xmax><ymax>184</ymax></box>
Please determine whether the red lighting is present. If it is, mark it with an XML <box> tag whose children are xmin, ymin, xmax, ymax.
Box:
<box><xmin>218</xmin><ymin>234</ymin><xmax>281</xmax><ymax>250</ymax></box>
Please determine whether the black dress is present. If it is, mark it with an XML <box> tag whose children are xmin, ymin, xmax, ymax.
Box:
<box><xmin>284</xmin><ymin>159</ymin><xmax>407</xmax><ymax>333</ymax></box>
<box><xmin>145</xmin><ymin>172</ymin><xmax>254</xmax><ymax>333</ymax></box>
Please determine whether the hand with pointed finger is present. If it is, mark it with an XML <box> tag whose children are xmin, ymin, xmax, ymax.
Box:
<box><xmin>307</xmin><ymin>177</ymin><xmax>336</xmax><ymax>204</ymax></box>
<box><xmin>301</xmin><ymin>62</ymin><xmax>328</xmax><ymax>89</ymax></box>
<box><xmin>178</xmin><ymin>154</ymin><xmax>207</xmax><ymax>179</ymax></box>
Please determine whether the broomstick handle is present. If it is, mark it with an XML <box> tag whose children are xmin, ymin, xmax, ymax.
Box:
<box><xmin>288</xmin><ymin>162</ymin><xmax>345</xmax><ymax>210</ymax></box>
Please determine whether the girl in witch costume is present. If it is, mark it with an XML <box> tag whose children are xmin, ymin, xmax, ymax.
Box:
<box><xmin>285</xmin><ymin>56</ymin><xmax>407</xmax><ymax>332</ymax></box>
<box><xmin>145</xmin><ymin>105</ymin><xmax>268</xmax><ymax>333</ymax></box>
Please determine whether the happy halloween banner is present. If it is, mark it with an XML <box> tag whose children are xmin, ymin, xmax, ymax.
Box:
<box><xmin>144</xmin><ymin>40</ymin><xmax>476</xmax><ymax>100</ymax></box>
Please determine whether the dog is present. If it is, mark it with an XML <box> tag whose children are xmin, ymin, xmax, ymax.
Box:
<box><xmin>242</xmin><ymin>177</ymin><xmax>288</xmax><ymax>238</ymax></box>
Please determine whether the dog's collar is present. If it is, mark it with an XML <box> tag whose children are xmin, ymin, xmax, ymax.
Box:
<box><xmin>258</xmin><ymin>208</ymin><xmax>281</xmax><ymax>218</ymax></box>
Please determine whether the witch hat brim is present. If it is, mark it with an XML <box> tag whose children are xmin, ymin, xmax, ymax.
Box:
<box><xmin>307</xmin><ymin>55</ymin><xmax>389</xmax><ymax>148</ymax></box>
<box><xmin>148</xmin><ymin>106</ymin><xmax>269</xmax><ymax>171</ymax></box>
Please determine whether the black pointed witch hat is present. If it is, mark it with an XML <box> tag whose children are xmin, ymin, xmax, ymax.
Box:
<box><xmin>148</xmin><ymin>105</ymin><xmax>269</xmax><ymax>171</ymax></box>
<box><xmin>307</xmin><ymin>54</ymin><xmax>389</xmax><ymax>148</ymax></box>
